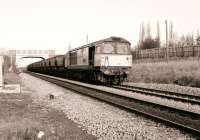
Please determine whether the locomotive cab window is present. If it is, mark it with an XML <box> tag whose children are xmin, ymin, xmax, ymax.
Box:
<box><xmin>116</xmin><ymin>43</ymin><xmax>130</xmax><ymax>54</ymax></box>
<box><xmin>102</xmin><ymin>43</ymin><xmax>115</xmax><ymax>53</ymax></box>
<box><xmin>96</xmin><ymin>42</ymin><xmax>130</xmax><ymax>54</ymax></box>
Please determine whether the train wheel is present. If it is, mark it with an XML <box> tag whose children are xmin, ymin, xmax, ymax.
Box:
<box><xmin>114</xmin><ymin>75</ymin><xmax>121</xmax><ymax>85</ymax></box>
<box><xmin>97</xmin><ymin>73</ymin><xmax>106</xmax><ymax>83</ymax></box>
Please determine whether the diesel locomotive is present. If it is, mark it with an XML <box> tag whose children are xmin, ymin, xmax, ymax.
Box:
<box><xmin>27</xmin><ymin>36</ymin><xmax>132</xmax><ymax>84</ymax></box>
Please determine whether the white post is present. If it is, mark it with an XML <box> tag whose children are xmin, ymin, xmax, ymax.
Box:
<box><xmin>0</xmin><ymin>56</ymin><xmax>4</xmax><ymax>88</ymax></box>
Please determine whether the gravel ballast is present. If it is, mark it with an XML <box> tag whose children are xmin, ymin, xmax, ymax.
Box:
<box><xmin>20</xmin><ymin>73</ymin><xmax>196</xmax><ymax>140</ymax></box>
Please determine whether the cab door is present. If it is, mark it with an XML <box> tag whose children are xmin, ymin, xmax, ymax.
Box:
<box><xmin>89</xmin><ymin>46</ymin><xmax>95</xmax><ymax>66</ymax></box>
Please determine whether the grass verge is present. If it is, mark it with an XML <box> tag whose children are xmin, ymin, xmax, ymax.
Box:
<box><xmin>129</xmin><ymin>60</ymin><xmax>200</xmax><ymax>87</ymax></box>
<box><xmin>0</xmin><ymin>93</ymin><xmax>95</xmax><ymax>140</ymax></box>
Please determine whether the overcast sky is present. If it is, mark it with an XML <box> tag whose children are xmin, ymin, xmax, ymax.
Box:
<box><xmin>0</xmin><ymin>0</ymin><xmax>200</xmax><ymax>54</ymax></box>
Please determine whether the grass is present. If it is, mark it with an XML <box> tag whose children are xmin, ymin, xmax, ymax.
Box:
<box><xmin>0</xmin><ymin>93</ymin><xmax>54</xmax><ymax>140</ymax></box>
<box><xmin>129</xmin><ymin>60</ymin><xmax>200</xmax><ymax>87</ymax></box>
<box><xmin>0</xmin><ymin>72</ymin><xmax>95</xmax><ymax>140</ymax></box>
<box><xmin>0</xmin><ymin>119</ymin><xmax>45</xmax><ymax>140</ymax></box>
<box><xmin>0</xmin><ymin>92</ymin><xmax>95</xmax><ymax>140</ymax></box>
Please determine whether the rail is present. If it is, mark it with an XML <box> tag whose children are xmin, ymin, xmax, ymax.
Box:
<box><xmin>111</xmin><ymin>84</ymin><xmax>200</xmax><ymax>105</ymax></box>
<box><xmin>26</xmin><ymin>71</ymin><xmax>200</xmax><ymax>139</ymax></box>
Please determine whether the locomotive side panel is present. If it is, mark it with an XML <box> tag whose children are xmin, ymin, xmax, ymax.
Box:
<box><xmin>49</xmin><ymin>57</ymin><xmax>56</xmax><ymax>67</ymax></box>
<box><xmin>77</xmin><ymin>47</ymin><xmax>89</xmax><ymax>66</ymax></box>
<box><xmin>77</xmin><ymin>49</ymin><xmax>82</xmax><ymax>65</ymax></box>
<box><xmin>69</xmin><ymin>51</ymin><xmax>77</xmax><ymax>66</ymax></box>
<box><xmin>45</xmin><ymin>59</ymin><xmax>50</xmax><ymax>67</ymax></box>
<box><xmin>68</xmin><ymin>47</ymin><xmax>89</xmax><ymax>69</ymax></box>
<box><xmin>64</xmin><ymin>53</ymin><xmax>69</xmax><ymax>68</ymax></box>
<box><xmin>56</xmin><ymin>55</ymin><xmax>65</xmax><ymax>67</ymax></box>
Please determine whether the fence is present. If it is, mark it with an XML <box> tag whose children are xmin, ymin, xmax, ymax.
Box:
<box><xmin>132</xmin><ymin>45</ymin><xmax>200</xmax><ymax>63</ymax></box>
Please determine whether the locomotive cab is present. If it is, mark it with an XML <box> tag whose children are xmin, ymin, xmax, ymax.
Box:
<box><xmin>94</xmin><ymin>37</ymin><xmax>132</xmax><ymax>83</ymax></box>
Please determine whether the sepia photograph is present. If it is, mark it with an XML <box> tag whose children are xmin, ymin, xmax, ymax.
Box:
<box><xmin>0</xmin><ymin>0</ymin><xmax>200</xmax><ymax>139</ymax></box>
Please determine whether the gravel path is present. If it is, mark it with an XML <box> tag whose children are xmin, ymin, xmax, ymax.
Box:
<box><xmin>20</xmin><ymin>73</ymin><xmax>196</xmax><ymax>140</ymax></box>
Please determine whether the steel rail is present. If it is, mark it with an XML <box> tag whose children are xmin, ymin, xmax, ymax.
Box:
<box><xmin>121</xmin><ymin>84</ymin><xmax>200</xmax><ymax>100</ymax></box>
<box><xmin>26</xmin><ymin>71</ymin><xmax>200</xmax><ymax>138</ymax></box>
<box><xmin>111</xmin><ymin>85</ymin><xmax>200</xmax><ymax>105</ymax></box>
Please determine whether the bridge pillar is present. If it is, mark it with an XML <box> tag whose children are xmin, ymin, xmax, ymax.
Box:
<box><xmin>8</xmin><ymin>50</ymin><xmax>16</xmax><ymax>72</ymax></box>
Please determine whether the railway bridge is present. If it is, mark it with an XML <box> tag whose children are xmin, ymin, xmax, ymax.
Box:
<box><xmin>8</xmin><ymin>50</ymin><xmax>55</xmax><ymax>71</ymax></box>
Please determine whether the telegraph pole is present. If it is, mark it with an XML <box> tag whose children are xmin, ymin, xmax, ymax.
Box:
<box><xmin>165</xmin><ymin>20</ymin><xmax>169</xmax><ymax>62</ymax></box>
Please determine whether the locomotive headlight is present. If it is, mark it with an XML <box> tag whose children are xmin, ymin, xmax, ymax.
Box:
<box><xmin>126</xmin><ymin>57</ymin><xmax>130</xmax><ymax>63</ymax></box>
<box><xmin>125</xmin><ymin>71</ymin><xmax>130</xmax><ymax>75</ymax></box>
<box><xmin>104</xmin><ymin>69</ymin><xmax>111</xmax><ymax>75</ymax></box>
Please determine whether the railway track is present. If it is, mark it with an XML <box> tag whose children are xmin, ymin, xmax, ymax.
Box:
<box><xmin>26</xmin><ymin>71</ymin><xmax>200</xmax><ymax>138</ymax></box>
<box><xmin>111</xmin><ymin>84</ymin><xmax>200</xmax><ymax>105</ymax></box>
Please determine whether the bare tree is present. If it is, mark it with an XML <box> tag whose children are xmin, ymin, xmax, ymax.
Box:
<box><xmin>169</xmin><ymin>21</ymin><xmax>173</xmax><ymax>40</ymax></box>
<box><xmin>139</xmin><ymin>21</ymin><xmax>145</xmax><ymax>49</ymax></box>
<box><xmin>156</xmin><ymin>21</ymin><xmax>160</xmax><ymax>48</ymax></box>
<box><xmin>139</xmin><ymin>21</ymin><xmax>160</xmax><ymax>50</ymax></box>
<box><xmin>196</xmin><ymin>30</ymin><xmax>200</xmax><ymax>45</ymax></box>
<box><xmin>146</xmin><ymin>22</ymin><xmax>151</xmax><ymax>39</ymax></box>
<box><xmin>169</xmin><ymin>21</ymin><xmax>174</xmax><ymax>47</ymax></box>
<box><xmin>156</xmin><ymin>21</ymin><xmax>160</xmax><ymax>40</ymax></box>
<box><xmin>179</xmin><ymin>33</ymin><xmax>194</xmax><ymax>46</ymax></box>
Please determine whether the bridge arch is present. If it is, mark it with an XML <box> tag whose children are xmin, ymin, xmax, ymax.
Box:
<box><xmin>19</xmin><ymin>56</ymin><xmax>45</xmax><ymax>60</ymax></box>
<box><xmin>16</xmin><ymin>56</ymin><xmax>46</xmax><ymax>70</ymax></box>
<box><xmin>8</xmin><ymin>50</ymin><xmax>55</xmax><ymax>71</ymax></box>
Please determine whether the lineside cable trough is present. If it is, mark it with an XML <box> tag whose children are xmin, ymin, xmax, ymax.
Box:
<box><xmin>0</xmin><ymin>55</ymin><xmax>21</xmax><ymax>94</ymax></box>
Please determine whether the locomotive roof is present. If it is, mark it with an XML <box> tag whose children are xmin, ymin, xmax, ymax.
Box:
<box><xmin>48</xmin><ymin>54</ymin><xmax>64</xmax><ymax>59</ymax></box>
<box><xmin>69</xmin><ymin>36</ymin><xmax>131</xmax><ymax>52</ymax></box>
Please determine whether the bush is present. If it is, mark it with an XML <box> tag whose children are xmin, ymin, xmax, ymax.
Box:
<box><xmin>129</xmin><ymin>60</ymin><xmax>200</xmax><ymax>87</ymax></box>
<box><xmin>140</xmin><ymin>38</ymin><xmax>160</xmax><ymax>50</ymax></box>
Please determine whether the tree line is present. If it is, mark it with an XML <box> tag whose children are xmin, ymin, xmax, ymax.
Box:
<box><xmin>137</xmin><ymin>21</ymin><xmax>200</xmax><ymax>50</ymax></box>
